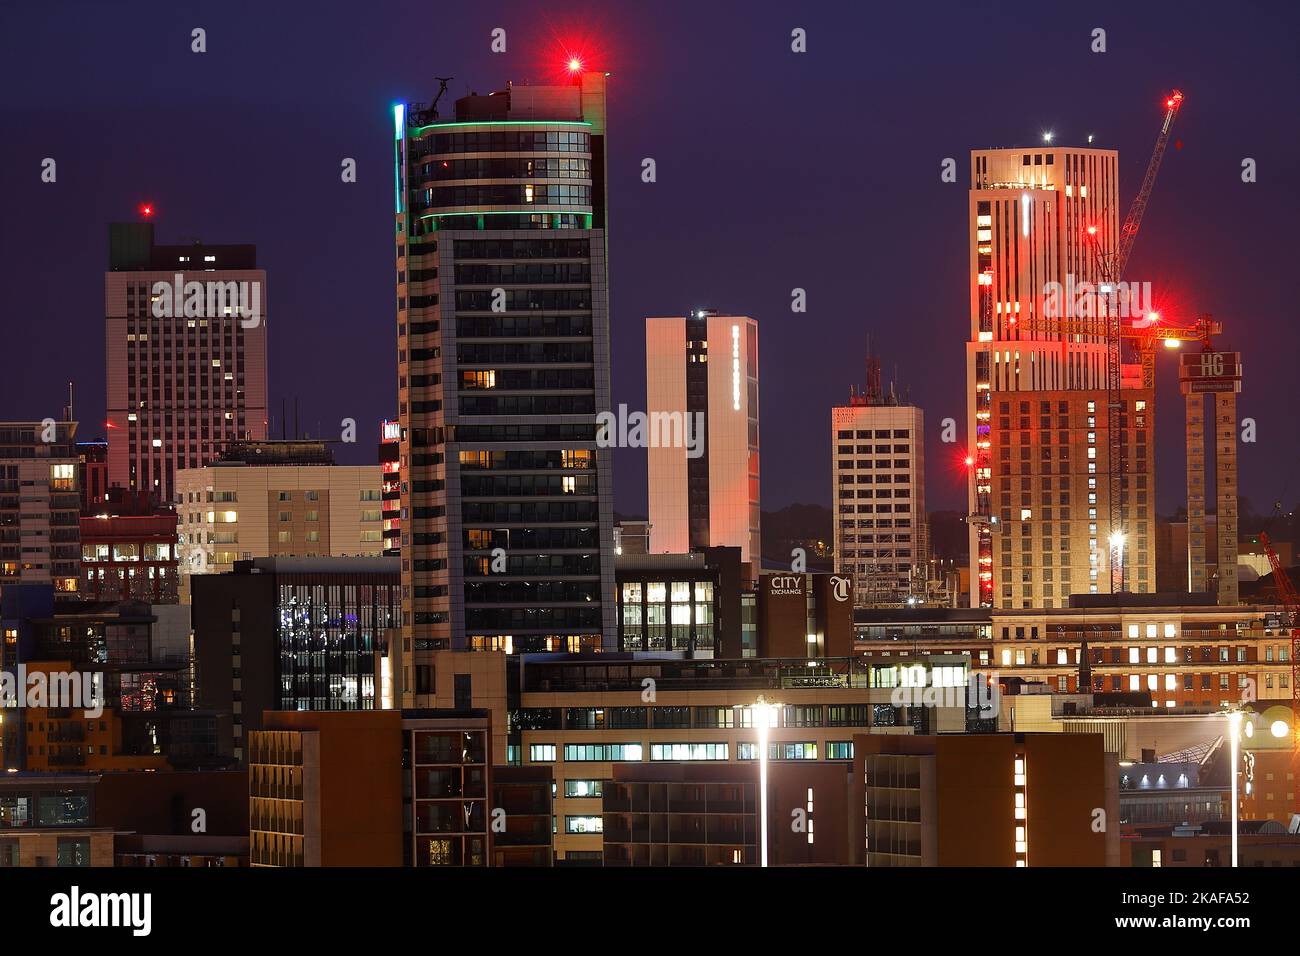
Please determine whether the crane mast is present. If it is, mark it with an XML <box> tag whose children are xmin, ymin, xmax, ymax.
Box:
<box><xmin>1089</xmin><ymin>91</ymin><xmax>1184</xmax><ymax>594</ymax></box>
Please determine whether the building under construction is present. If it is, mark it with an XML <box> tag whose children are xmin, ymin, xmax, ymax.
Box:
<box><xmin>964</xmin><ymin>91</ymin><xmax>1243</xmax><ymax>610</ymax></box>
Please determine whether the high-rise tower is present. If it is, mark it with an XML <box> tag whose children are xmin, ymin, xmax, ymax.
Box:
<box><xmin>645</xmin><ymin>311</ymin><xmax>760</xmax><ymax>571</ymax></box>
<box><xmin>393</xmin><ymin>71</ymin><xmax>616</xmax><ymax>670</ymax></box>
<box><xmin>105</xmin><ymin>221</ymin><xmax>269</xmax><ymax>506</ymax></box>
<box><xmin>965</xmin><ymin>146</ymin><xmax>1155</xmax><ymax>609</ymax></box>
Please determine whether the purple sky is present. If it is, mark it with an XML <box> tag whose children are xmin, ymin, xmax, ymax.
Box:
<box><xmin>2</xmin><ymin>0</ymin><xmax>1297</xmax><ymax>517</ymax></box>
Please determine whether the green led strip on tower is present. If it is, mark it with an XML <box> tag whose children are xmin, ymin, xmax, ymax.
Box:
<box><xmin>409</xmin><ymin>119</ymin><xmax>592</xmax><ymax>135</ymax></box>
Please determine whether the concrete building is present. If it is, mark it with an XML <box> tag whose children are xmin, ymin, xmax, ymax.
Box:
<box><xmin>965</xmin><ymin>145</ymin><xmax>1155</xmax><ymax>609</ymax></box>
<box><xmin>394</xmin><ymin>72</ymin><xmax>616</xmax><ymax>655</ymax></box>
<box><xmin>646</xmin><ymin>311</ymin><xmax>760</xmax><ymax>570</ymax></box>
<box><xmin>1179</xmin><ymin>349</ymin><xmax>1243</xmax><ymax>604</ymax></box>
<box><xmin>854</xmin><ymin>731</ymin><xmax>1119</xmax><ymax>866</ymax></box>
<box><xmin>174</xmin><ymin>440</ymin><xmax>383</xmax><ymax>600</ymax></box>
<box><xmin>191</xmin><ymin>557</ymin><xmax>400</xmax><ymax>761</ymax></box>
<box><xmin>104</xmin><ymin>221</ymin><xmax>268</xmax><ymax>505</ymax></box>
<box><xmin>831</xmin><ymin>398</ymin><xmax>926</xmax><ymax>605</ymax></box>
<box><xmin>0</xmin><ymin>421</ymin><xmax>81</xmax><ymax>597</ymax></box>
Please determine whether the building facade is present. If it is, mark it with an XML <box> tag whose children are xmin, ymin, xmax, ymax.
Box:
<box><xmin>104</xmin><ymin>221</ymin><xmax>269</xmax><ymax>505</ymax></box>
<box><xmin>831</xmin><ymin>401</ymin><xmax>926</xmax><ymax>605</ymax></box>
<box><xmin>192</xmin><ymin>557</ymin><xmax>400</xmax><ymax>761</ymax></box>
<box><xmin>965</xmin><ymin>146</ymin><xmax>1155</xmax><ymax>609</ymax></box>
<box><xmin>646</xmin><ymin>311</ymin><xmax>760</xmax><ymax>569</ymax></box>
<box><xmin>393</xmin><ymin>72</ymin><xmax>616</xmax><ymax>655</ymax></box>
<box><xmin>0</xmin><ymin>421</ymin><xmax>81</xmax><ymax>597</ymax></box>
<box><xmin>80</xmin><ymin>512</ymin><xmax>179</xmax><ymax>603</ymax></box>
<box><xmin>174</xmin><ymin>442</ymin><xmax>383</xmax><ymax>600</ymax></box>
<box><xmin>855</xmin><ymin>731</ymin><xmax>1119</xmax><ymax>866</ymax></box>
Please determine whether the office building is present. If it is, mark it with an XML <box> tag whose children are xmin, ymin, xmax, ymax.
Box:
<box><xmin>191</xmin><ymin>556</ymin><xmax>400</xmax><ymax>761</ymax></box>
<box><xmin>615</xmin><ymin>547</ymin><xmax>746</xmax><ymax>657</ymax></box>
<box><xmin>0</xmin><ymin>774</ymin><xmax>114</xmax><ymax>866</ymax></box>
<box><xmin>0</xmin><ymin>421</ymin><xmax>81</xmax><ymax>597</ymax></box>
<box><xmin>80</xmin><ymin>508</ymin><xmax>179</xmax><ymax>603</ymax></box>
<box><xmin>832</xmin><ymin>394</ymin><xmax>927</xmax><ymax>606</ymax></box>
<box><xmin>104</xmin><ymin>221</ymin><xmax>269</xmax><ymax>505</ymax></box>
<box><xmin>965</xmin><ymin>146</ymin><xmax>1155</xmax><ymax>609</ymax></box>
<box><xmin>174</xmin><ymin>439</ymin><xmax>384</xmax><ymax>600</ymax></box>
<box><xmin>393</xmin><ymin>71</ymin><xmax>616</xmax><ymax>655</ymax></box>
<box><xmin>854</xmin><ymin>731</ymin><xmax>1119</xmax><ymax>865</ymax></box>
<box><xmin>515</xmin><ymin>654</ymin><xmax>969</xmax><ymax>862</ymax></box>
<box><xmin>646</xmin><ymin>311</ymin><xmax>760</xmax><ymax>569</ymax></box>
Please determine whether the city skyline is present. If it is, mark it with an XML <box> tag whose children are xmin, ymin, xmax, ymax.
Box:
<box><xmin>2</xmin><ymin>2</ymin><xmax>1296</xmax><ymax>523</ymax></box>
<box><xmin>1</xmin><ymin>0</ymin><xmax>1299</xmax><ymax>908</ymax></box>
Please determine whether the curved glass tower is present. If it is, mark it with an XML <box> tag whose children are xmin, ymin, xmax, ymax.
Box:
<box><xmin>392</xmin><ymin>73</ymin><xmax>615</xmax><ymax>677</ymax></box>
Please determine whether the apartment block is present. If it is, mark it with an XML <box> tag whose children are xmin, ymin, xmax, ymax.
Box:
<box><xmin>0</xmin><ymin>421</ymin><xmax>81</xmax><ymax>597</ymax></box>
<box><xmin>394</xmin><ymin>72</ymin><xmax>616</xmax><ymax>654</ymax></box>
<box><xmin>966</xmin><ymin>145</ymin><xmax>1155</xmax><ymax>609</ymax></box>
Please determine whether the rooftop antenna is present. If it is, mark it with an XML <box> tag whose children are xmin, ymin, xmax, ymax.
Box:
<box><xmin>431</xmin><ymin>77</ymin><xmax>454</xmax><ymax>118</ymax></box>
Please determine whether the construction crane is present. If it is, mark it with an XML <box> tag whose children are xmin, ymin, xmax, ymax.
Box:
<box><xmin>1084</xmin><ymin>90</ymin><xmax>1185</xmax><ymax>593</ymax></box>
<box><xmin>1258</xmin><ymin>533</ymin><xmax>1300</xmax><ymax>772</ymax></box>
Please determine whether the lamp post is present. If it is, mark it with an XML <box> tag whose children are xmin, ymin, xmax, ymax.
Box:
<box><xmin>750</xmin><ymin>695</ymin><xmax>780</xmax><ymax>867</ymax></box>
<box><xmin>1225</xmin><ymin>710</ymin><xmax>1242</xmax><ymax>868</ymax></box>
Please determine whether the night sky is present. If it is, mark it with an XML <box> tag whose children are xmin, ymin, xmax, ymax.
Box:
<box><xmin>2</xmin><ymin>0</ymin><xmax>1297</xmax><ymax>519</ymax></box>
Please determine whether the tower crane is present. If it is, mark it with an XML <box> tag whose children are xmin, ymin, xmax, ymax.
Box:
<box><xmin>1084</xmin><ymin>90</ymin><xmax>1185</xmax><ymax>593</ymax></box>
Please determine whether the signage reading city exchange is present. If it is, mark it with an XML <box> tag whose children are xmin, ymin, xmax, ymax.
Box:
<box><xmin>766</xmin><ymin>575</ymin><xmax>804</xmax><ymax>596</ymax></box>
<box><xmin>765</xmin><ymin>575</ymin><xmax>851</xmax><ymax>601</ymax></box>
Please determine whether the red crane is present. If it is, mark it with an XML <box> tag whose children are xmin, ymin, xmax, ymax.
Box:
<box><xmin>1085</xmin><ymin>91</ymin><xmax>1185</xmax><ymax>593</ymax></box>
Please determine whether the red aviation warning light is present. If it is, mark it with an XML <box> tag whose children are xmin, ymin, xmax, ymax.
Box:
<box><xmin>566</xmin><ymin>57</ymin><xmax>583</xmax><ymax>73</ymax></box>
<box><xmin>139</xmin><ymin>203</ymin><xmax>154</xmax><ymax>218</ymax></box>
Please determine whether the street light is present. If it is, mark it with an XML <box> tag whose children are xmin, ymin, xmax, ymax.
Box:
<box><xmin>1225</xmin><ymin>710</ymin><xmax>1243</xmax><ymax>868</ymax></box>
<box><xmin>749</xmin><ymin>695</ymin><xmax>781</xmax><ymax>867</ymax></box>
